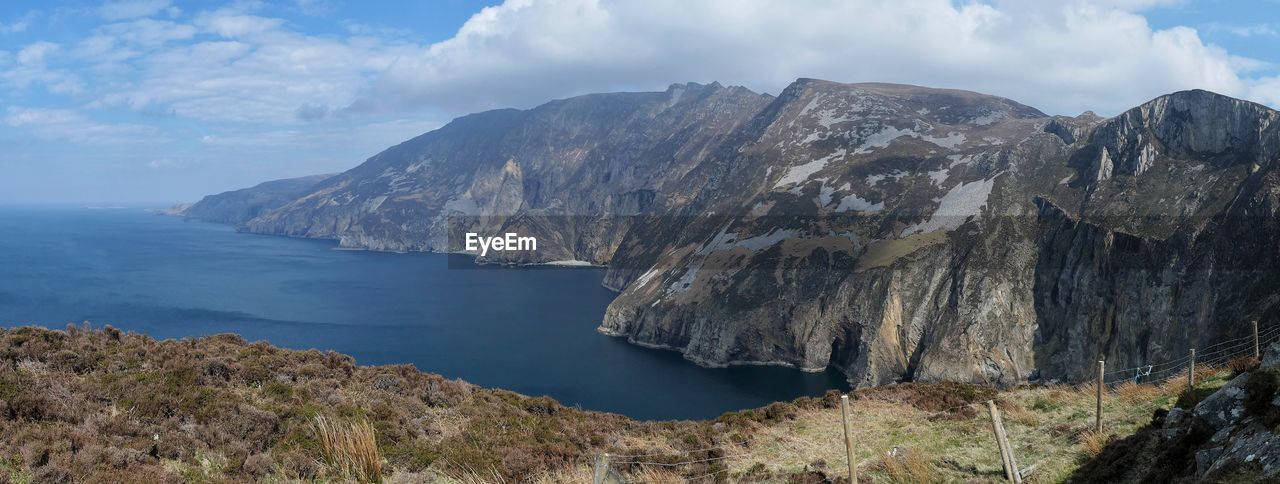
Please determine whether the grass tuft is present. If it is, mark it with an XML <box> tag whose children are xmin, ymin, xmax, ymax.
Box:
<box><xmin>1076</xmin><ymin>429</ymin><xmax>1114</xmax><ymax>458</ymax></box>
<box><xmin>1226</xmin><ymin>357</ymin><xmax>1261</xmax><ymax>377</ymax></box>
<box><xmin>1112</xmin><ymin>381</ymin><xmax>1162</xmax><ymax>404</ymax></box>
<box><xmin>312</xmin><ymin>415</ymin><xmax>383</xmax><ymax>483</ymax></box>
<box><xmin>880</xmin><ymin>447</ymin><xmax>937</xmax><ymax>484</ymax></box>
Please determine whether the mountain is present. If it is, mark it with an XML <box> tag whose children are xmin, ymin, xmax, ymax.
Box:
<box><xmin>193</xmin><ymin>79</ymin><xmax>1280</xmax><ymax>389</ymax></box>
<box><xmin>239</xmin><ymin>82</ymin><xmax>772</xmax><ymax>257</ymax></box>
<box><xmin>177</xmin><ymin>174</ymin><xmax>336</xmax><ymax>224</ymax></box>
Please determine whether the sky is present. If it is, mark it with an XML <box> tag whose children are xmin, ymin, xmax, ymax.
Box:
<box><xmin>0</xmin><ymin>0</ymin><xmax>1278</xmax><ymax>204</ymax></box>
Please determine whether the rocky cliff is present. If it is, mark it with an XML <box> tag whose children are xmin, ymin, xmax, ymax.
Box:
<box><xmin>195</xmin><ymin>79</ymin><xmax>1280</xmax><ymax>389</ymax></box>
<box><xmin>239</xmin><ymin>82</ymin><xmax>772</xmax><ymax>260</ymax></box>
<box><xmin>179</xmin><ymin>174</ymin><xmax>335</xmax><ymax>224</ymax></box>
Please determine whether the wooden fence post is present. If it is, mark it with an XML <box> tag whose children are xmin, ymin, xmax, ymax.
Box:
<box><xmin>1255</xmin><ymin>321</ymin><xmax>1261</xmax><ymax>360</ymax></box>
<box><xmin>592</xmin><ymin>453</ymin><xmax>609</xmax><ymax>484</ymax></box>
<box><xmin>1188</xmin><ymin>349</ymin><xmax>1195</xmax><ymax>389</ymax></box>
<box><xmin>987</xmin><ymin>400</ymin><xmax>1021</xmax><ymax>483</ymax></box>
<box><xmin>840</xmin><ymin>394</ymin><xmax>857</xmax><ymax>484</ymax></box>
<box><xmin>987</xmin><ymin>400</ymin><xmax>1012</xmax><ymax>482</ymax></box>
<box><xmin>999</xmin><ymin>405</ymin><xmax>1022</xmax><ymax>484</ymax></box>
<box><xmin>1095</xmin><ymin>360</ymin><xmax>1104</xmax><ymax>433</ymax></box>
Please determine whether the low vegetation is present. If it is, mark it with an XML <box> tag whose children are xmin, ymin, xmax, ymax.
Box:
<box><xmin>0</xmin><ymin>325</ymin><xmax>1230</xmax><ymax>482</ymax></box>
<box><xmin>311</xmin><ymin>415</ymin><xmax>381</xmax><ymax>482</ymax></box>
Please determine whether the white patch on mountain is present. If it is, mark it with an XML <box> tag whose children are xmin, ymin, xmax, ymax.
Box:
<box><xmin>818</xmin><ymin>182</ymin><xmax>835</xmax><ymax>206</ymax></box>
<box><xmin>667</xmin><ymin>260</ymin><xmax>703</xmax><ymax>294</ymax></box>
<box><xmin>734</xmin><ymin>228</ymin><xmax>799</xmax><ymax>251</ymax></box>
<box><xmin>442</xmin><ymin>196</ymin><xmax>480</xmax><ymax>215</ymax></box>
<box><xmin>835</xmin><ymin>193</ymin><xmax>884</xmax><ymax>212</ymax></box>
<box><xmin>774</xmin><ymin>149</ymin><xmax>846</xmax><ymax>188</ymax></box>
<box><xmin>969</xmin><ymin>112</ymin><xmax>1005</xmax><ymax>126</ymax></box>
<box><xmin>928</xmin><ymin>168</ymin><xmax>950</xmax><ymax>185</ymax></box>
<box><xmin>853</xmin><ymin>124</ymin><xmax>968</xmax><ymax>154</ymax></box>
<box><xmin>903</xmin><ymin>176</ymin><xmax>997</xmax><ymax>235</ymax></box>
<box><xmin>866</xmin><ymin>170</ymin><xmax>907</xmax><ymax>186</ymax></box>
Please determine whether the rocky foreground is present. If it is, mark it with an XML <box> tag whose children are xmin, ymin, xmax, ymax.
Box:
<box><xmin>4</xmin><ymin>324</ymin><xmax>1275</xmax><ymax>483</ymax></box>
<box><xmin>1077</xmin><ymin>344</ymin><xmax>1280</xmax><ymax>481</ymax></box>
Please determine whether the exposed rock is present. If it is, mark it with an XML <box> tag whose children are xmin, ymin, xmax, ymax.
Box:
<box><xmin>239</xmin><ymin>82</ymin><xmax>772</xmax><ymax>262</ymax></box>
<box><xmin>150</xmin><ymin>203</ymin><xmax>191</xmax><ymax>217</ymax></box>
<box><xmin>193</xmin><ymin>80</ymin><xmax>1280</xmax><ymax>389</ymax></box>
<box><xmin>1074</xmin><ymin>344</ymin><xmax>1280</xmax><ymax>482</ymax></box>
<box><xmin>180</xmin><ymin>174</ymin><xmax>336</xmax><ymax>224</ymax></box>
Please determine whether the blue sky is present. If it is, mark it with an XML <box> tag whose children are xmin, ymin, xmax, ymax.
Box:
<box><xmin>1</xmin><ymin>0</ymin><xmax>1278</xmax><ymax>204</ymax></box>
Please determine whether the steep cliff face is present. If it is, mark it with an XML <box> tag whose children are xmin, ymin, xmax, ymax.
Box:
<box><xmin>205</xmin><ymin>79</ymin><xmax>1280</xmax><ymax>388</ymax></box>
<box><xmin>600</xmin><ymin>86</ymin><xmax>1280</xmax><ymax>387</ymax></box>
<box><xmin>239</xmin><ymin>82</ymin><xmax>773</xmax><ymax>261</ymax></box>
<box><xmin>1034</xmin><ymin>91</ymin><xmax>1280</xmax><ymax>380</ymax></box>
<box><xmin>179</xmin><ymin>174</ymin><xmax>335</xmax><ymax>224</ymax></box>
<box><xmin>600</xmin><ymin>80</ymin><xmax>1067</xmax><ymax>386</ymax></box>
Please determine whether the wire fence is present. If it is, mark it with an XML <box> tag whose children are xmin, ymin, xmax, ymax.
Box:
<box><xmin>1101</xmin><ymin>323</ymin><xmax>1278</xmax><ymax>387</ymax></box>
<box><xmin>594</xmin><ymin>322</ymin><xmax>1276</xmax><ymax>483</ymax></box>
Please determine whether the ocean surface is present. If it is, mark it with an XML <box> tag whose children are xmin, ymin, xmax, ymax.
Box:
<box><xmin>0</xmin><ymin>206</ymin><xmax>847</xmax><ymax>420</ymax></box>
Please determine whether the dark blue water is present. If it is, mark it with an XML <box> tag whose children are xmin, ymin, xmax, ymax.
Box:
<box><xmin>0</xmin><ymin>206</ymin><xmax>847</xmax><ymax>420</ymax></box>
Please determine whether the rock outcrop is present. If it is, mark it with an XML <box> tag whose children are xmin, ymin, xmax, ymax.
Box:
<box><xmin>1074</xmin><ymin>345</ymin><xmax>1280</xmax><ymax>482</ymax></box>
<box><xmin>191</xmin><ymin>79</ymin><xmax>1280</xmax><ymax>389</ymax></box>
<box><xmin>179</xmin><ymin>174</ymin><xmax>335</xmax><ymax>224</ymax></box>
<box><xmin>239</xmin><ymin>82</ymin><xmax>772</xmax><ymax>259</ymax></box>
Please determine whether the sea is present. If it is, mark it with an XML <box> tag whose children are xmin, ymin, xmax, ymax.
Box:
<box><xmin>0</xmin><ymin>206</ymin><xmax>847</xmax><ymax>420</ymax></box>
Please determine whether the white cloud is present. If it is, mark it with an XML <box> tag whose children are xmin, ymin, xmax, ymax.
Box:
<box><xmin>1203</xmin><ymin>22</ymin><xmax>1279</xmax><ymax>38</ymax></box>
<box><xmin>4</xmin><ymin>106</ymin><xmax>167</xmax><ymax>144</ymax></box>
<box><xmin>0</xmin><ymin>11</ymin><xmax>36</xmax><ymax>35</ymax></box>
<box><xmin>17</xmin><ymin>41</ymin><xmax>59</xmax><ymax>64</ymax></box>
<box><xmin>4</xmin><ymin>41</ymin><xmax>84</xmax><ymax>94</ymax></box>
<box><xmin>1246</xmin><ymin>76</ymin><xmax>1280</xmax><ymax>107</ymax></box>
<box><xmin>98</xmin><ymin>0</ymin><xmax>177</xmax><ymax>21</ymax></box>
<box><xmin>195</xmin><ymin>11</ymin><xmax>285</xmax><ymax>38</ymax></box>
<box><xmin>292</xmin><ymin>0</ymin><xmax>336</xmax><ymax>17</ymax></box>
<box><xmin>104</xmin><ymin>18</ymin><xmax>198</xmax><ymax>47</ymax></box>
<box><xmin>343</xmin><ymin>0</ymin><xmax>1277</xmax><ymax>116</ymax></box>
<box><xmin>23</xmin><ymin>0</ymin><xmax>1280</xmax><ymax>132</ymax></box>
<box><xmin>87</xmin><ymin>11</ymin><xmax>419</xmax><ymax>124</ymax></box>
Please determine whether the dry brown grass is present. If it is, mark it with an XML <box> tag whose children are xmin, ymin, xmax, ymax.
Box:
<box><xmin>625</xmin><ymin>466</ymin><xmax>686</xmax><ymax>483</ymax></box>
<box><xmin>312</xmin><ymin>415</ymin><xmax>383</xmax><ymax>483</ymax></box>
<box><xmin>0</xmin><ymin>325</ymin><xmax>1221</xmax><ymax>483</ymax></box>
<box><xmin>999</xmin><ymin>398</ymin><xmax>1041</xmax><ymax>426</ymax></box>
<box><xmin>880</xmin><ymin>447</ymin><xmax>938</xmax><ymax>483</ymax></box>
<box><xmin>527</xmin><ymin>465</ymin><xmax>591</xmax><ymax>484</ymax></box>
<box><xmin>1156</xmin><ymin>375</ymin><xmax>1186</xmax><ymax>395</ymax></box>
<box><xmin>446</xmin><ymin>467</ymin><xmax>508</xmax><ymax>484</ymax></box>
<box><xmin>1111</xmin><ymin>381</ymin><xmax>1162</xmax><ymax>404</ymax></box>
<box><xmin>1076</xmin><ymin>429</ymin><xmax>1115</xmax><ymax>458</ymax></box>
<box><xmin>1227</xmin><ymin>356</ymin><xmax>1261</xmax><ymax>376</ymax></box>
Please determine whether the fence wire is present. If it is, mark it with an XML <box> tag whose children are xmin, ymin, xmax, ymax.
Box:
<box><xmin>1101</xmin><ymin>324</ymin><xmax>1278</xmax><ymax>387</ymax></box>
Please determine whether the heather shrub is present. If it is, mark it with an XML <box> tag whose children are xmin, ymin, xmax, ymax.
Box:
<box><xmin>0</xmin><ymin>326</ymin><xmax>697</xmax><ymax>482</ymax></box>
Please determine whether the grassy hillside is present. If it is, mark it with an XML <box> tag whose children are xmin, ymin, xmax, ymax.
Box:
<box><xmin>0</xmin><ymin>325</ymin><xmax>1231</xmax><ymax>483</ymax></box>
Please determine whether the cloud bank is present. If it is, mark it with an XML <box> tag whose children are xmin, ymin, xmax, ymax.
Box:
<box><xmin>1</xmin><ymin>0</ymin><xmax>1278</xmax><ymax>203</ymax></box>
<box><xmin>350</xmin><ymin>0</ymin><xmax>1277</xmax><ymax>116</ymax></box>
